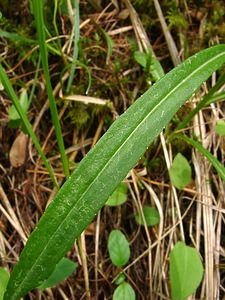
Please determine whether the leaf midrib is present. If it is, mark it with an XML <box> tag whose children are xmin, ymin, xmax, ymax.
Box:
<box><xmin>12</xmin><ymin>49</ymin><xmax>225</xmax><ymax>298</ymax></box>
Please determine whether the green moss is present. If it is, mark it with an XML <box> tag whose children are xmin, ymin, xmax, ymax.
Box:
<box><xmin>203</xmin><ymin>1</ymin><xmax>225</xmax><ymax>44</ymax></box>
<box><xmin>66</xmin><ymin>103</ymin><xmax>90</xmax><ymax>127</ymax></box>
<box><xmin>167</xmin><ymin>13</ymin><xmax>188</xmax><ymax>30</ymax></box>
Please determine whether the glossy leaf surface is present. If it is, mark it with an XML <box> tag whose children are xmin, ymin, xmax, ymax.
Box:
<box><xmin>4</xmin><ymin>45</ymin><xmax>225</xmax><ymax>299</ymax></box>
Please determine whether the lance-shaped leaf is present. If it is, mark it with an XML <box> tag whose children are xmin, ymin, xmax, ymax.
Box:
<box><xmin>4</xmin><ymin>45</ymin><xmax>225</xmax><ymax>300</ymax></box>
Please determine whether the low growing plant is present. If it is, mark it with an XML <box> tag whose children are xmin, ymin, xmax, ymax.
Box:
<box><xmin>1</xmin><ymin>43</ymin><xmax>224</xmax><ymax>300</ymax></box>
<box><xmin>37</xmin><ymin>258</ymin><xmax>77</xmax><ymax>291</ymax></box>
<box><xmin>1</xmin><ymin>8</ymin><xmax>225</xmax><ymax>296</ymax></box>
<box><xmin>106</xmin><ymin>182</ymin><xmax>128</xmax><ymax>207</ymax></box>
<box><xmin>107</xmin><ymin>230</ymin><xmax>135</xmax><ymax>300</ymax></box>
<box><xmin>170</xmin><ymin>242</ymin><xmax>203</xmax><ymax>300</ymax></box>
<box><xmin>135</xmin><ymin>206</ymin><xmax>160</xmax><ymax>226</ymax></box>
<box><xmin>169</xmin><ymin>153</ymin><xmax>192</xmax><ymax>190</ymax></box>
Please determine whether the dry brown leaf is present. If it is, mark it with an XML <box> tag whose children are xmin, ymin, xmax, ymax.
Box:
<box><xmin>118</xmin><ymin>9</ymin><xmax>130</xmax><ymax>20</ymax></box>
<box><xmin>9</xmin><ymin>131</ymin><xmax>28</xmax><ymax>168</ymax></box>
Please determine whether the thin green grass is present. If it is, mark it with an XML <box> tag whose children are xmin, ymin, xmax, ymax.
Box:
<box><xmin>174</xmin><ymin>134</ymin><xmax>225</xmax><ymax>182</ymax></box>
<box><xmin>28</xmin><ymin>54</ymin><xmax>41</xmax><ymax>106</ymax></box>
<box><xmin>32</xmin><ymin>0</ymin><xmax>69</xmax><ymax>179</ymax></box>
<box><xmin>66</xmin><ymin>0</ymin><xmax>80</xmax><ymax>94</ymax></box>
<box><xmin>0</xmin><ymin>64</ymin><xmax>58</xmax><ymax>188</ymax></box>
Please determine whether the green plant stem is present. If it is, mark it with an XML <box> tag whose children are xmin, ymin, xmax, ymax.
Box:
<box><xmin>0</xmin><ymin>64</ymin><xmax>58</xmax><ymax>188</ymax></box>
<box><xmin>32</xmin><ymin>0</ymin><xmax>70</xmax><ymax>179</ymax></box>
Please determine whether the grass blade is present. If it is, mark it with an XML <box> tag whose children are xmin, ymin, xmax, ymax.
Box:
<box><xmin>66</xmin><ymin>0</ymin><xmax>80</xmax><ymax>93</ymax></box>
<box><xmin>4</xmin><ymin>45</ymin><xmax>225</xmax><ymax>300</ymax></box>
<box><xmin>0</xmin><ymin>64</ymin><xmax>58</xmax><ymax>188</ymax></box>
<box><xmin>175</xmin><ymin>134</ymin><xmax>225</xmax><ymax>182</ymax></box>
<box><xmin>32</xmin><ymin>0</ymin><xmax>69</xmax><ymax>178</ymax></box>
<box><xmin>0</xmin><ymin>30</ymin><xmax>35</xmax><ymax>45</ymax></box>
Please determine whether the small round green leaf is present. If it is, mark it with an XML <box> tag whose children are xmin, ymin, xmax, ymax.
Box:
<box><xmin>113</xmin><ymin>282</ymin><xmax>136</xmax><ymax>300</ymax></box>
<box><xmin>38</xmin><ymin>258</ymin><xmax>77</xmax><ymax>290</ymax></box>
<box><xmin>169</xmin><ymin>153</ymin><xmax>192</xmax><ymax>189</ymax></box>
<box><xmin>106</xmin><ymin>182</ymin><xmax>128</xmax><ymax>206</ymax></box>
<box><xmin>108</xmin><ymin>230</ymin><xmax>130</xmax><ymax>267</ymax></box>
<box><xmin>215</xmin><ymin>120</ymin><xmax>225</xmax><ymax>136</ymax></box>
<box><xmin>170</xmin><ymin>242</ymin><xmax>203</xmax><ymax>300</ymax></box>
<box><xmin>135</xmin><ymin>206</ymin><xmax>160</xmax><ymax>227</ymax></box>
<box><xmin>0</xmin><ymin>267</ymin><xmax>10</xmax><ymax>300</ymax></box>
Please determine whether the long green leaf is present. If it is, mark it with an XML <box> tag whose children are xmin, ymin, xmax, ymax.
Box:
<box><xmin>4</xmin><ymin>45</ymin><xmax>225</xmax><ymax>300</ymax></box>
